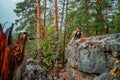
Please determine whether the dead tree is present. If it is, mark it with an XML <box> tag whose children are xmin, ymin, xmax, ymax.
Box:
<box><xmin>0</xmin><ymin>24</ymin><xmax>27</xmax><ymax>80</ymax></box>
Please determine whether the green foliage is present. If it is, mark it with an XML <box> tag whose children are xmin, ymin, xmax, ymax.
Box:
<box><xmin>66</xmin><ymin>0</ymin><xmax>120</xmax><ymax>37</ymax></box>
<box><xmin>14</xmin><ymin>0</ymin><xmax>120</xmax><ymax>72</ymax></box>
<box><xmin>14</xmin><ymin>0</ymin><xmax>37</xmax><ymax>32</ymax></box>
<box><xmin>13</xmin><ymin>32</ymin><xmax>19</xmax><ymax>42</ymax></box>
<box><xmin>113</xmin><ymin>1</ymin><xmax>120</xmax><ymax>33</ymax></box>
<box><xmin>40</xmin><ymin>26</ymin><xmax>57</xmax><ymax>70</ymax></box>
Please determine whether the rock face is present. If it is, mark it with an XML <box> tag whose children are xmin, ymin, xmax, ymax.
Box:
<box><xmin>22</xmin><ymin>58</ymin><xmax>49</xmax><ymax>80</ymax></box>
<box><xmin>14</xmin><ymin>58</ymin><xmax>49</xmax><ymax>80</ymax></box>
<box><xmin>65</xmin><ymin>33</ymin><xmax>120</xmax><ymax>80</ymax></box>
<box><xmin>93</xmin><ymin>73</ymin><xmax>111</xmax><ymax>80</ymax></box>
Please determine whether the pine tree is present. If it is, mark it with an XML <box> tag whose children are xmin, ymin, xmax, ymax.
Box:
<box><xmin>62</xmin><ymin>0</ymin><xmax>68</xmax><ymax>68</ymax></box>
<box><xmin>54</xmin><ymin>0</ymin><xmax>59</xmax><ymax>78</ymax></box>
<box><xmin>36</xmin><ymin>0</ymin><xmax>42</xmax><ymax>65</ymax></box>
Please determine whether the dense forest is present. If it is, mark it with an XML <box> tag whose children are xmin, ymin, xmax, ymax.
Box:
<box><xmin>13</xmin><ymin>0</ymin><xmax>120</xmax><ymax>69</ymax></box>
<box><xmin>0</xmin><ymin>0</ymin><xmax>120</xmax><ymax>80</ymax></box>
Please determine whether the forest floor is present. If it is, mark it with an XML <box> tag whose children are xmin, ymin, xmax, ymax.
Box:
<box><xmin>58</xmin><ymin>67</ymin><xmax>69</xmax><ymax>80</ymax></box>
<box><xmin>48</xmin><ymin>68</ymin><xmax>69</xmax><ymax>80</ymax></box>
<box><xmin>48</xmin><ymin>63</ymin><xmax>69</xmax><ymax>80</ymax></box>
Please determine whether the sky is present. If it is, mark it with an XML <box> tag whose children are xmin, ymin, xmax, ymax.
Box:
<box><xmin>0</xmin><ymin>0</ymin><xmax>23</xmax><ymax>30</ymax></box>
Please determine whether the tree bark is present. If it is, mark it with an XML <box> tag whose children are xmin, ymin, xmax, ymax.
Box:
<box><xmin>54</xmin><ymin>0</ymin><xmax>59</xmax><ymax>40</ymax></box>
<box><xmin>43</xmin><ymin>0</ymin><xmax>48</xmax><ymax>39</ymax></box>
<box><xmin>85</xmin><ymin>0</ymin><xmax>89</xmax><ymax>36</ymax></box>
<box><xmin>60</xmin><ymin>0</ymin><xmax>65</xmax><ymax>40</ymax></box>
<box><xmin>62</xmin><ymin>0</ymin><xmax>68</xmax><ymax>68</ymax></box>
<box><xmin>44</xmin><ymin>0</ymin><xmax>46</xmax><ymax>27</ymax></box>
<box><xmin>54</xmin><ymin>0</ymin><xmax>59</xmax><ymax>79</ymax></box>
<box><xmin>105</xmin><ymin>2</ymin><xmax>109</xmax><ymax>34</ymax></box>
<box><xmin>36</xmin><ymin>0</ymin><xmax>42</xmax><ymax>65</ymax></box>
<box><xmin>0</xmin><ymin>26</ymin><xmax>27</xmax><ymax>80</ymax></box>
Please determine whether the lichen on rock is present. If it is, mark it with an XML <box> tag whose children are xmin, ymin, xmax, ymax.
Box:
<box><xmin>65</xmin><ymin>33</ymin><xmax>120</xmax><ymax>80</ymax></box>
<box><xmin>22</xmin><ymin>58</ymin><xmax>49</xmax><ymax>80</ymax></box>
<box><xmin>14</xmin><ymin>58</ymin><xmax>49</xmax><ymax>80</ymax></box>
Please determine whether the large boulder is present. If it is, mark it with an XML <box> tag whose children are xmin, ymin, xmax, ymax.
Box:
<box><xmin>14</xmin><ymin>58</ymin><xmax>49</xmax><ymax>80</ymax></box>
<box><xmin>65</xmin><ymin>33</ymin><xmax>120</xmax><ymax>80</ymax></box>
<box><xmin>22</xmin><ymin>58</ymin><xmax>49</xmax><ymax>80</ymax></box>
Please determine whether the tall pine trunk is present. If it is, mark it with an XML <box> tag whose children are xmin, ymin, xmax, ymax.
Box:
<box><xmin>62</xmin><ymin>0</ymin><xmax>68</xmax><ymax>68</ymax></box>
<box><xmin>44</xmin><ymin>0</ymin><xmax>46</xmax><ymax>27</ymax></box>
<box><xmin>105</xmin><ymin>2</ymin><xmax>109</xmax><ymax>34</ymax></box>
<box><xmin>43</xmin><ymin>0</ymin><xmax>48</xmax><ymax>39</ymax></box>
<box><xmin>36</xmin><ymin>0</ymin><xmax>42</xmax><ymax>65</ymax></box>
<box><xmin>54</xmin><ymin>0</ymin><xmax>59</xmax><ymax>40</ymax></box>
<box><xmin>60</xmin><ymin>0</ymin><xmax>65</xmax><ymax>40</ymax></box>
<box><xmin>85</xmin><ymin>0</ymin><xmax>89</xmax><ymax>36</ymax></box>
<box><xmin>54</xmin><ymin>0</ymin><xmax>59</xmax><ymax>79</ymax></box>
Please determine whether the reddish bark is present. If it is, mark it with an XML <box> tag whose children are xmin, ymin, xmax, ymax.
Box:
<box><xmin>0</xmin><ymin>25</ymin><xmax>27</xmax><ymax>80</ymax></box>
<box><xmin>0</xmin><ymin>31</ymin><xmax>6</xmax><ymax>73</ymax></box>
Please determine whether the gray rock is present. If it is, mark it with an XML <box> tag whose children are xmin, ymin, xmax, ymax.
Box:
<box><xmin>22</xmin><ymin>58</ymin><xmax>49</xmax><ymax>80</ymax></box>
<box><xmin>93</xmin><ymin>73</ymin><xmax>120</xmax><ymax>80</ymax></box>
<box><xmin>93</xmin><ymin>73</ymin><xmax>111</xmax><ymax>80</ymax></box>
<box><xmin>66</xmin><ymin>33</ymin><xmax>120</xmax><ymax>80</ymax></box>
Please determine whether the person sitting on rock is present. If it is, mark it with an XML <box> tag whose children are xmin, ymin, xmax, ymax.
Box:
<box><xmin>70</xmin><ymin>27</ymin><xmax>82</xmax><ymax>44</ymax></box>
